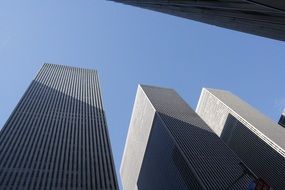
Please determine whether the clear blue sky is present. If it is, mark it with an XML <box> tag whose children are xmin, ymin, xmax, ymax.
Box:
<box><xmin>0</xmin><ymin>1</ymin><xmax>285</xmax><ymax>188</ymax></box>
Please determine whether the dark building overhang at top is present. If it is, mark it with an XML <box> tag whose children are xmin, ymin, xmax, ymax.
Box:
<box><xmin>111</xmin><ymin>0</ymin><xmax>285</xmax><ymax>41</ymax></box>
<box><xmin>248</xmin><ymin>0</ymin><xmax>285</xmax><ymax>12</ymax></box>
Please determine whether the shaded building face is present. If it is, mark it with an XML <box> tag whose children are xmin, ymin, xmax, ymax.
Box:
<box><xmin>112</xmin><ymin>0</ymin><xmax>285</xmax><ymax>41</ymax></box>
<box><xmin>137</xmin><ymin>114</ymin><xmax>204</xmax><ymax>190</ymax></box>
<box><xmin>278</xmin><ymin>111</ymin><xmax>285</xmax><ymax>127</ymax></box>
<box><xmin>120</xmin><ymin>85</ymin><xmax>254</xmax><ymax>190</ymax></box>
<box><xmin>196</xmin><ymin>88</ymin><xmax>285</xmax><ymax>190</ymax></box>
<box><xmin>0</xmin><ymin>64</ymin><xmax>118</xmax><ymax>189</ymax></box>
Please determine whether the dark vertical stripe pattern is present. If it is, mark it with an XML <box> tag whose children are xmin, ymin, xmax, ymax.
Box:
<box><xmin>0</xmin><ymin>63</ymin><xmax>118</xmax><ymax>190</ymax></box>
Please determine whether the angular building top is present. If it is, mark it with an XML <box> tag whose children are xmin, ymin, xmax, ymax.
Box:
<box><xmin>0</xmin><ymin>63</ymin><xmax>118</xmax><ymax>189</ymax></box>
<box><xmin>197</xmin><ymin>88</ymin><xmax>285</xmax><ymax>150</ymax></box>
<box><xmin>121</xmin><ymin>84</ymin><xmax>255</xmax><ymax>190</ymax></box>
<box><xmin>196</xmin><ymin>88</ymin><xmax>285</xmax><ymax>190</ymax></box>
<box><xmin>112</xmin><ymin>0</ymin><xmax>285</xmax><ymax>41</ymax></box>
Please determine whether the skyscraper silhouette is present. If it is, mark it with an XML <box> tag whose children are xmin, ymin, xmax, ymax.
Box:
<box><xmin>0</xmin><ymin>64</ymin><xmax>118</xmax><ymax>189</ymax></box>
<box><xmin>121</xmin><ymin>85</ymin><xmax>255</xmax><ymax>190</ymax></box>
<box><xmin>196</xmin><ymin>88</ymin><xmax>285</xmax><ymax>190</ymax></box>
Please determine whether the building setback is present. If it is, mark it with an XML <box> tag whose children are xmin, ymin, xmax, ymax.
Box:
<box><xmin>196</xmin><ymin>88</ymin><xmax>285</xmax><ymax>190</ymax></box>
<box><xmin>0</xmin><ymin>64</ymin><xmax>118</xmax><ymax>189</ymax></box>
<box><xmin>120</xmin><ymin>84</ymin><xmax>255</xmax><ymax>190</ymax></box>
<box><xmin>111</xmin><ymin>0</ymin><xmax>285</xmax><ymax>41</ymax></box>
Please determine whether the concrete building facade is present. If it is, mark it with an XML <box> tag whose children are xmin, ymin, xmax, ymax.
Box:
<box><xmin>120</xmin><ymin>85</ymin><xmax>255</xmax><ymax>190</ymax></box>
<box><xmin>0</xmin><ymin>64</ymin><xmax>118</xmax><ymax>189</ymax></box>
<box><xmin>196</xmin><ymin>88</ymin><xmax>285</xmax><ymax>190</ymax></box>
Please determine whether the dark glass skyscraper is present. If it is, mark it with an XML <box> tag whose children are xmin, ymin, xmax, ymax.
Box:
<box><xmin>112</xmin><ymin>0</ymin><xmax>285</xmax><ymax>41</ymax></box>
<box><xmin>0</xmin><ymin>64</ymin><xmax>118</xmax><ymax>189</ymax></box>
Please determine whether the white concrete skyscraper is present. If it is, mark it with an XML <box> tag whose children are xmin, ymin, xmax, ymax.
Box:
<box><xmin>196</xmin><ymin>88</ymin><xmax>285</xmax><ymax>190</ymax></box>
<box><xmin>120</xmin><ymin>85</ymin><xmax>255</xmax><ymax>190</ymax></box>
